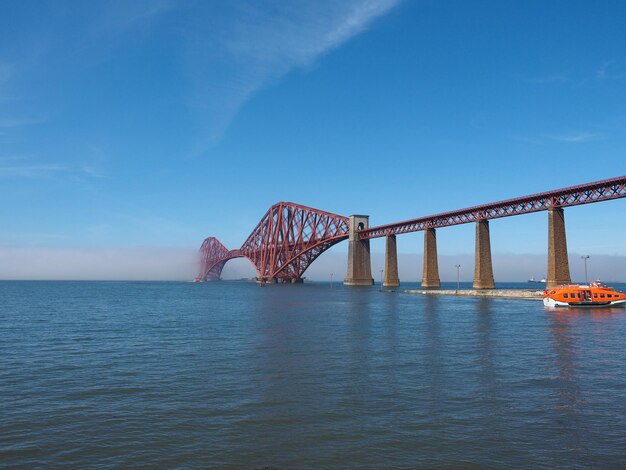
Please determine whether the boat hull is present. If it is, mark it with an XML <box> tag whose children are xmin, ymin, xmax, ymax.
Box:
<box><xmin>544</xmin><ymin>282</ymin><xmax>626</xmax><ymax>308</ymax></box>
<box><xmin>543</xmin><ymin>297</ymin><xmax>626</xmax><ymax>308</ymax></box>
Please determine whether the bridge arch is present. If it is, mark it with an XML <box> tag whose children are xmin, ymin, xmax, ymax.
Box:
<box><xmin>197</xmin><ymin>203</ymin><xmax>350</xmax><ymax>282</ymax></box>
<box><xmin>196</xmin><ymin>238</ymin><xmax>258</xmax><ymax>281</ymax></box>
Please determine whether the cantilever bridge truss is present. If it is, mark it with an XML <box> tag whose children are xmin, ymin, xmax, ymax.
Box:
<box><xmin>197</xmin><ymin>202</ymin><xmax>349</xmax><ymax>283</ymax></box>
<box><xmin>197</xmin><ymin>175</ymin><xmax>626</xmax><ymax>283</ymax></box>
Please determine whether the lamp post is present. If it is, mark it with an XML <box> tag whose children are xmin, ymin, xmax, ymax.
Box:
<box><xmin>380</xmin><ymin>269</ymin><xmax>384</xmax><ymax>288</ymax></box>
<box><xmin>330</xmin><ymin>272</ymin><xmax>333</xmax><ymax>288</ymax></box>
<box><xmin>581</xmin><ymin>255</ymin><xmax>590</xmax><ymax>285</ymax></box>
<box><xmin>455</xmin><ymin>264</ymin><xmax>461</xmax><ymax>292</ymax></box>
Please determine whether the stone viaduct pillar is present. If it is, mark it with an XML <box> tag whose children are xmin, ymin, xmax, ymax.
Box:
<box><xmin>383</xmin><ymin>235</ymin><xmax>400</xmax><ymax>287</ymax></box>
<box><xmin>421</xmin><ymin>228</ymin><xmax>441</xmax><ymax>288</ymax></box>
<box><xmin>546</xmin><ymin>207</ymin><xmax>571</xmax><ymax>288</ymax></box>
<box><xmin>473</xmin><ymin>219</ymin><xmax>495</xmax><ymax>289</ymax></box>
<box><xmin>344</xmin><ymin>215</ymin><xmax>374</xmax><ymax>286</ymax></box>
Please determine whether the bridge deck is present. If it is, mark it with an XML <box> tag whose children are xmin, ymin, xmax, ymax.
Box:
<box><xmin>359</xmin><ymin>175</ymin><xmax>626</xmax><ymax>239</ymax></box>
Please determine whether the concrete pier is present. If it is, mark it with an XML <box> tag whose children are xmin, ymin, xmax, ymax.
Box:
<box><xmin>405</xmin><ymin>288</ymin><xmax>543</xmax><ymax>300</ymax></box>
<box><xmin>546</xmin><ymin>207</ymin><xmax>571</xmax><ymax>288</ymax></box>
<box><xmin>473</xmin><ymin>219</ymin><xmax>495</xmax><ymax>289</ymax></box>
<box><xmin>383</xmin><ymin>235</ymin><xmax>400</xmax><ymax>287</ymax></box>
<box><xmin>344</xmin><ymin>215</ymin><xmax>374</xmax><ymax>286</ymax></box>
<box><xmin>421</xmin><ymin>228</ymin><xmax>441</xmax><ymax>288</ymax></box>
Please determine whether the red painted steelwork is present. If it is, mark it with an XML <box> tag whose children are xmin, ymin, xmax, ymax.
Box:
<box><xmin>197</xmin><ymin>202</ymin><xmax>349</xmax><ymax>282</ymax></box>
<box><xmin>360</xmin><ymin>175</ymin><xmax>626</xmax><ymax>239</ymax></box>
<box><xmin>196</xmin><ymin>237</ymin><xmax>243</xmax><ymax>281</ymax></box>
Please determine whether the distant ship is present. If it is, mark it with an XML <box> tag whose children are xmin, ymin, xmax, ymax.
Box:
<box><xmin>528</xmin><ymin>276</ymin><xmax>546</xmax><ymax>283</ymax></box>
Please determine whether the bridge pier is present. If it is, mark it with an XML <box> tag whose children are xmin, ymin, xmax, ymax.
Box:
<box><xmin>546</xmin><ymin>207</ymin><xmax>571</xmax><ymax>288</ymax></box>
<box><xmin>473</xmin><ymin>219</ymin><xmax>495</xmax><ymax>289</ymax></box>
<box><xmin>344</xmin><ymin>215</ymin><xmax>374</xmax><ymax>286</ymax></box>
<box><xmin>421</xmin><ymin>228</ymin><xmax>441</xmax><ymax>288</ymax></box>
<box><xmin>383</xmin><ymin>235</ymin><xmax>400</xmax><ymax>287</ymax></box>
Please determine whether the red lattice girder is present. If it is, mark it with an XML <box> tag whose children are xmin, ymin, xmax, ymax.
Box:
<box><xmin>360</xmin><ymin>175</ymin><xmax>626</xmax><ymax>239</ymax></box>
<box><xmin>198</xmin><ymin>176</ymin><xmax>626</xmax><ymax>282</ymax></box>
<box><xmin>240</xmin><ymin>202</ymin><xmax>349</xmax><ymax>281</ymax></box>
<box><xmin>197</xmin><ymin>203</ymin><xmax>349</xmax><ymax>282</ymax></box>
<box><xmin>197</xmin><ymin>237</ymin><xmax>245</xmax><ymax>281</ymax></box>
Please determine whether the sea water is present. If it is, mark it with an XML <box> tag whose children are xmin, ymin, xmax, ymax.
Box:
<box><xmin>2</xmin><ymin>280</ymin><xmax>626</xmax><ymax>468</ymax></box>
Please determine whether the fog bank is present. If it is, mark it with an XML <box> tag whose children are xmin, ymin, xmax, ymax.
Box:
<box><xmin>224</xmin><ymin>251</ymin><xmax>626</xmax><ymax>283</ymax></box>
<box><xmin>0</xmin><ymin>247</ymin><xmax>198</xmax><ymax>281</ymax></box>
<box><xmin>1</xmin><ymin>247</ymin><xmax>624</xmax><ymax>282</ymax></box>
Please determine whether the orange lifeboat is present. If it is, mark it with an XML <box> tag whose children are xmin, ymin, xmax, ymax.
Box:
<box><xmin>544</xmin><ymin>282</ymin><xmax>626</xmax><ymax>308</ymax></box>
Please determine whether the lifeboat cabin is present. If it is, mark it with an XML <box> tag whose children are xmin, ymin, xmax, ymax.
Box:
<box><xmin>544</xmin><ymin>282</ymin><xmax>626</xmax><ymax>308</ymax></box>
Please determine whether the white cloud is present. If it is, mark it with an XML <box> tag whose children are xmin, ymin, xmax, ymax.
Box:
<box><xmin>0</xmin><ymin>156</ymin><xmax>25</xmax><ymax>162</ymax></box>
<box><xmin>596</xmin><ymin>59</ymin><xmax>626</xmax><ymax>80</ymax></box>
<box><xmin>0</xmin><ymin>163</ymin><xmax>68</xmax><ymax>178</ymax></box>
<box><xmin>0</xmin><ymin>117</ymin><xmax>46</xmax><ymax>128</ymax></box>
<box><xmin>0</xmin><ymin>63</ymin><xmax>13</xmax><ymax>101</ymax></box>
<box><xmin>185</xmin><ymin>0</ymin><xmax>401</xmax><ymax>149</ymax></box>
<box><xmin>549</xmin><ymin>132</ymin><xmax>600</xmax><ymax>143</ymax></box>
<box><xmin>81</xmin><ymin>165</ymin><xmax>107</xmax><ymax>178</ymax></box>
<box><xmin>0</xmin><ymin>63</ymin><xmax>11</xmax><ymax>82</ymax></box>
<box><xmin>108</xmin><ymin>0</ymin><xmax>172</xmax><ymax>28</ymax></box>
<box><xmin>0</xmin><ymin>2</ymin><xmax>401</xmax><ymax>153</ymax></box>
<box><xmin>87</xmin><ymin>0</ymin><xmax>173</xmax><ymax>38</ymax></box>
<box><xmin>0</xmin><ymin>157</ymin><xmax>107</xmax><ymax>179</ymax></box>
<box><xmin>525</xmin><ymin>73</ymin><xmax>569</xmax><ymax>84</ymax></box>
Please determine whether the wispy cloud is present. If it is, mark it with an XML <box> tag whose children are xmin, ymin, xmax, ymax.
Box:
<box><xmin>1</xmin><ymin>2</ymin><xmax>400</xmax><ymax>154</ymax></box>
<box><xmin>81</xmin><ymin>165</ymin><xmax>107</xmax><ymax>178</ymax></box>
<box><xmin>526</xmin><ymin>60</ymin><xmax>626</xmax><ymax>86</ymax></box>
<box><xmin>0</xmin><ymin>116</ymin><xmax>46</xmax><ymax>128</ymax></box>
<box><xmin>596</xmin><ymin>59</ymin><xmax>626</xmax><ymax>80</ymax></box>
<box><xmin>185</xmin><ymin>0</ymin><xmax>401</xmax><ymax>149</ymax></box>
<box><xmin>0</xmin><ymin>63</ymin><xmax>13</xmax><ymax>101</ymax></box>
<box><xmin>549</xmin><ymin>132</ymin><xmax>600</xmax><ymax>143</ymax></box>
<box><xmin>0</xmin><ymin>63</ymin><xmax>11</xmax><ymax>82</ymax></box>
<box><xmin>0</xmin><ymin>157</ymin><xmax>107</xmax><ymax>179</ymax></box>
<box><xmin>107</xmin><ymin>0</ymin><xmax>172</xmax><ymax>28</ymax></box>
<box><xmin>525</xmin><ymin>73</ymin><xmax>570</xmax><ymax>85</ymax></box>
<box><xmin>90</xmin><ymin>0</ymin><xmax>173</xmax><ymax>38</ymax></box>
<box><xmin>0</xmin><ymin>163</ymin><xmax>68</xmax><ymax>178</ymax></box>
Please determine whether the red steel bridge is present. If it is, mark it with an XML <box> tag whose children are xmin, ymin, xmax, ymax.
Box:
<box><xmin>197</xmin><ymin>175</ymin><xmax>626</xmax><ymax>284</ymax></box>
<box><xmin>197</xmin><ymin>202</ymin><xmax>350</xmax><ymax>282</ymax></box>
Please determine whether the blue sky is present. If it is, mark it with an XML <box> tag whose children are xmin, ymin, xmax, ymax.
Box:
<box><xmin>1</xmin><ymin>0</ymin><xmax>625</xmax><ymax>280</ymax></box>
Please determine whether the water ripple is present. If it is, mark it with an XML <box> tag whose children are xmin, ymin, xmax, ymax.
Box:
<box><xmin>1</xmin><ymin>280</ymin><xmax>626</xmax><ymax>468</ymax></box>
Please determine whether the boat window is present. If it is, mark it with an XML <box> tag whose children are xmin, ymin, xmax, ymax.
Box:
<box><xmin>563</xmin><ymin>293</ymin><xmax>568</xmax><ymax>298</ymax></box>
<box><xmin>608</xmin><ymin>294</ymin><xmax>613</xmax><ymax>298</ymax></box>
<box><xmin>601</xmin><ymin>294</ymin><xmax>605</xmax><ymax>298</ymax></box>
<box><xmin>577</xmin><ymin>292</ymin><xmax>581</xmax><ymax>298</ymax></box>
<box><xmin>593</xmin><ymin>293</ymin><xmax>598</xmax><ymax>298</ymax></box>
